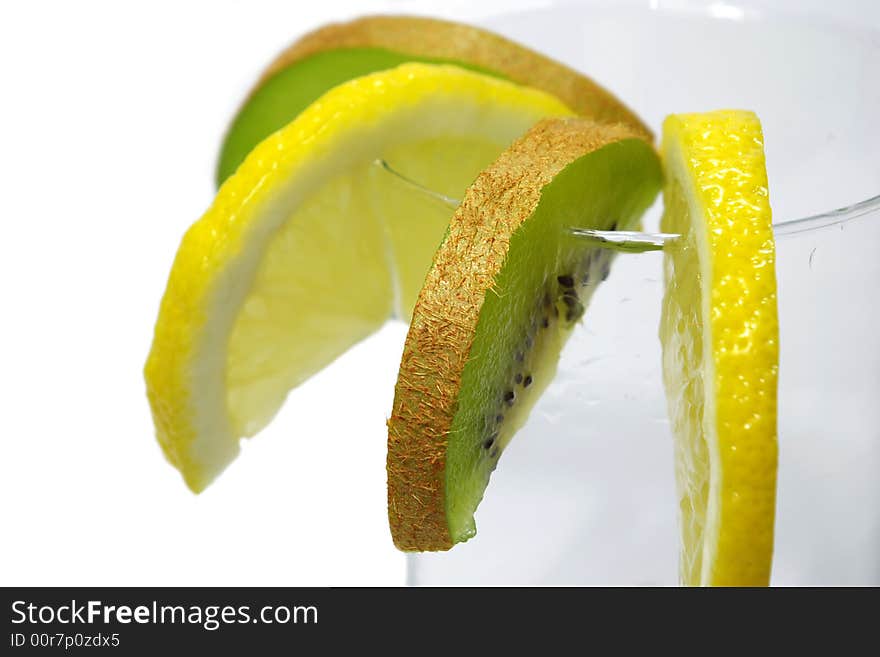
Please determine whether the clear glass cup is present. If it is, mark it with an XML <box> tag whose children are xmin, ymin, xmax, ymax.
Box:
<box><xmin>406</xmin><ymin>0</ymin><xmax>880</xmax><ymax>585</ymax></box>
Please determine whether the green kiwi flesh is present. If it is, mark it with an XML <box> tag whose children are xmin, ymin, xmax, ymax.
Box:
<box><xmin>447</xmin><ymin>139</ymin><xmax>662</xmax><ymax>541</ymax></box>
<box><xmin>387</xmin><ymin>119</ymin><xmax>662</xmax><ymax>550</ymax></box>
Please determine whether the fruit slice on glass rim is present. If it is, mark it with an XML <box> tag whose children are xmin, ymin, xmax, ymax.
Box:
<box><xmin>217</xmin><ymin>14</ymin><xmax>651</xmax><ymax>185</ymax></box>
<box><xmin>660</xmin><ymin>110</ymin><xmax>778</xmax><ymax>586</ymax></box>
<box><xmin>387</xmin><ymin>118</ymin><xmax>662</xmax><ymax>551</ymax></box>
<box><xmin>145</xmin><ymin>64</ymin><xmax>573</xmax><ymax>492</ymax></box>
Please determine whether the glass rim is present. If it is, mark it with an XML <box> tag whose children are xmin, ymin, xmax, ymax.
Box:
<box><xmin>775</xmin><ymin>193</ymin><xmax>880</xmax><ymax>236</ymax></box>
<box><xmin>468</xmin><ymin>0</ymin><xmax>880</xmax><ymax>236</ymax></box>
<box><xmin>397</xmin><ymin>0</ymin><xmax>880</xmax><ymax>234</ymax></box>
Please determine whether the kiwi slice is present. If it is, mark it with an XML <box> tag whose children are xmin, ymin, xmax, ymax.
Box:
<box><xmin>387</xmin><ymin>118</ymin><xmax>662</xmax><ymax>551</ymax></box>
<box><xmin>217</xmin><ymin>15</ymin><xmax>651</xmax><ymax>185</ymax></box>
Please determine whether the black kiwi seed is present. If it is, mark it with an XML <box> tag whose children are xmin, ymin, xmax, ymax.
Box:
<box><xmin>566</xmin><ymin>298</ymin><xmax>585</xmax><ymax>322</ymax></box>
<box><xmin>523</xmin><ymin>374</ymin><xmax>533</xmax><ymax>388</ymax></box>
<box><xmin>489</xmin><ymin>446</ymin><xmax>499</xmax><ymax>459</ymax></box>
<box><xmin>563</xmin><ymin>294</ymin><xmax>579</xmax><ymax>308</ymax></box>
<box><xmin>495</xmin><ymin>414</ymin><xmax>504</xmax><ymax>423</ymax></box>
<box><xmin>541</xmin><ymin>316</ymin><xmax>549</xmax><ymax>328</ymax></box>
<box><xmin>601</xmin><ymin>261</ymin><xmax>611</xmax><ymax>281</ymax></box>
<box><xmin>483</xmin><ymin>434</ymin><xmax>498</xmax><ymax>450</ymax></box>
<box><xmin>557</xmin><ymin>274</ymin><xmax>575</xmax><ymax>288</ymax></box>
<box><xmin>503</xmin><ymin>390</ymin><xmax>516</xmax><ymax>405</ymax></box>
<box><xmin>515</xmin><ymin>351</ymin><xmax>524</xmax><ymax>363</ymax></box>
<box><xmin>514</xmin><ymin>373</ymin><xmax>523</xmax><ymax>384</ymax></box>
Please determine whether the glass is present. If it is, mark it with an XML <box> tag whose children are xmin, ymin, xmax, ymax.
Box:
<box><xmin>406</xmin><ymin>0</ymin><xmax>880</xmax><ymax>585</ymax></box>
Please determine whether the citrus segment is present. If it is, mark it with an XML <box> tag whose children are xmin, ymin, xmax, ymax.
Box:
<box><xmin>145</xmin><ymin>64</ymin><xmax>572</xmax><ymax>491</ymax></box>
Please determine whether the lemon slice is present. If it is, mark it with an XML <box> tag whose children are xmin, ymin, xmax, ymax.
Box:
<box><xmin>660</xmin><ymin>110</ymin><xmax>779</xmax><ymax>586</ymax></box>
<box><xmin>145</xmin><ymin>63</ymin><xmax>571</xmax><ymax>492</ymax></box>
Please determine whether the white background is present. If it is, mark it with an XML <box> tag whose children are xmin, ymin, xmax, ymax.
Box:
<box><xmin>2</xmin><ymin>0</ymin><xmax>583</xmax><ymax>587</ymax></box>
<box><xmin>1</xmin><ymin>1</ymin><xmax>877</xmax><ymax>586</ymax></box>
<box><xmin>0</xmin><ymin>0</ymin><xmax>461</xmax><ymax>586</ymax></box>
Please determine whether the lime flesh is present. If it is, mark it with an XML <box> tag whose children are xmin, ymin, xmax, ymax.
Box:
<box><xmin>217</xmin><ymin>48</ymin><xmax>500</xmax><ymax>185</ymax></box>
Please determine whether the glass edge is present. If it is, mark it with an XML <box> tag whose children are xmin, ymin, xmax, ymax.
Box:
<box><xmin>774</xmin><ymin>193</ymin><xmax>880</xmax><ymax>237</ymax></box>
<box><xmin>387</xmin><ymin>0</ymin><xmax>880</xmax><ymax>237</ymax></box>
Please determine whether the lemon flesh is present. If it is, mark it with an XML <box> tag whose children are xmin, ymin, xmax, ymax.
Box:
<box><xmin>660</xmin><ymin>110</ymin><xmax>779</xmax><ymax>586</ymax></box>
<box><xmin>145</xmin><ymin>64</ymin><xmax>572</xmax><ymax>492</ymax></box>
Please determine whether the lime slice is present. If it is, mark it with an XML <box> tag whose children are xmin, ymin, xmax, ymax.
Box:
<box><xmin>660</xmin><ymin>110</ymin><xmax>779</xmax><ymax>586</ymax></box>
<box><xmin>217</xmin><ymin>15</ymin><xmax>651</xmax><ymax>184</ymax></box>
<box><xmin>387</xmin><ymin>118</ymin><xmax>661</xmax><ymax>550</ymax></box>
<box><xmin>145</xmin><ymin>63</ymin><xmax>571</xmax><ymax>492</ymax></box>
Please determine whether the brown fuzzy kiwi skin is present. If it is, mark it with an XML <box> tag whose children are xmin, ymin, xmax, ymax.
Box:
<box><xmin>250</xmin><ymin>15</ymin><xmax>652</xmax><ymax>141</ymax></box>
<box><xmin>386</xmin><ymin>118</ymin><xmax>648</xmax><ymax>551</ymax></box>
